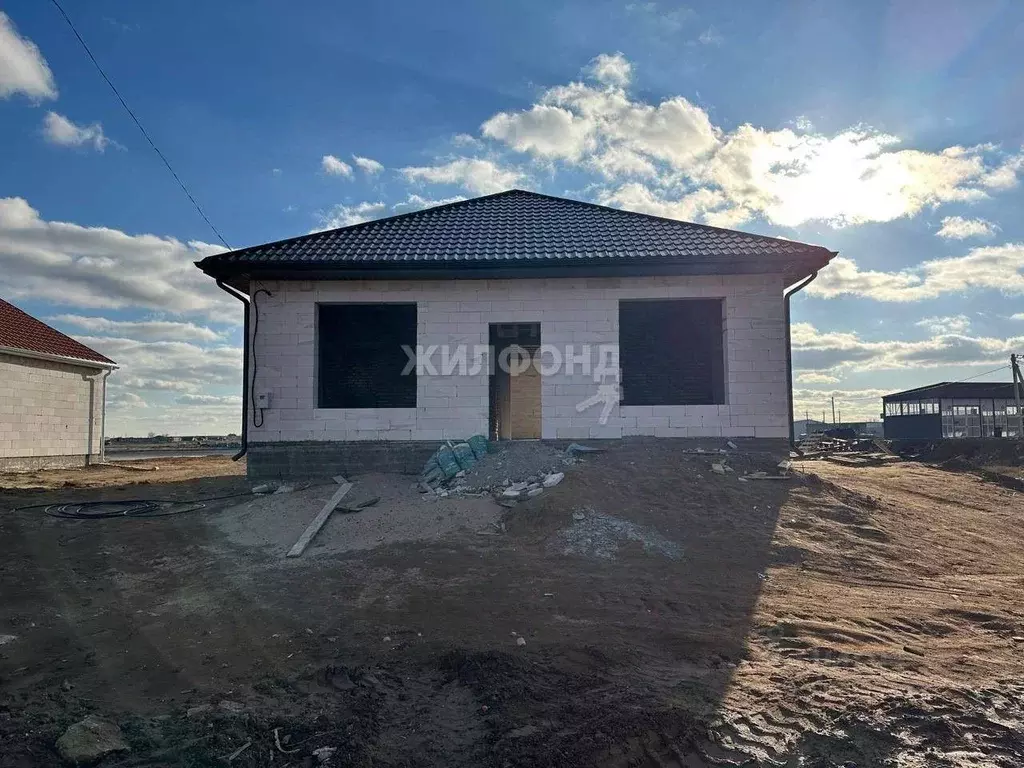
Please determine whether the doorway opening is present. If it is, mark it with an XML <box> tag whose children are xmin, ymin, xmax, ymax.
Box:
<box><xmin>489</xmin><ymin>322</ymin><xmax>541</xmax><ymax>440</ymax></box>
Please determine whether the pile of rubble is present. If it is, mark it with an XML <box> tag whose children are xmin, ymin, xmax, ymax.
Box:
<box><xmin>795</xmin><ymin>434</ymin><xmax>901</xmax><ymax>467</ymax></box>
<box><xmin>418</xmin><ymin>439</ymin><xmax>597</xmax><ymax>502</ymax></box>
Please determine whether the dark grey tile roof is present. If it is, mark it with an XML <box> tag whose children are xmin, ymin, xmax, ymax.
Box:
<box><xmin>197</xmin><ymin>189</ymin><xmax>834</xmax><ymax>276</ymax></box>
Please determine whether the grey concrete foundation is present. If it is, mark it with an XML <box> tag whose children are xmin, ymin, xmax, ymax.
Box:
<box><xmin>245</xmin><ymin>436</ymin><xmax>790</xmax><ymax>481</ymax></box>
<box><xmin>247</xmin><ymin>441</ymin><xmax>439</xmax><ymax>481</ymax></box>
<box><xmin>0</xmin><ymin>454</ymin><xmax>97</xmax><ymax>472</ymax></box>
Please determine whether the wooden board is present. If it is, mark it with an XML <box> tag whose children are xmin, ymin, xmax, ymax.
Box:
<box><xmin>286</xmin><ymin>482</ymin><xmax>352</xmax><ymax>557</ymax></box>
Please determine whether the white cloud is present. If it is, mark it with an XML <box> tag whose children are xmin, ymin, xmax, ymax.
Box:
<box><xmin>321</xmin><ymin>154</ymin><xmax>353</xmax><ymax>178</ymax></box>
<box><xmin>42</xmin><ymin>112</ymin><xmax>112</xmax><ymax>151</ymax></box>
<box><xmin>482</xmin><ymin>105</ymin><xmax>594</xmax><ymax>161</ymax></box>
<box><xmin>400</xmin><ymin>157</ymin><xmax>522</xmax><ymax>195</ymax></box>
<box><xmin>795</xmin><ymin>371</ymin><xmax>840</xmax><ymax>385</ymax></box>
<box><xmin>1013</xmin><ymin>313</ymin><xmax>1024</xmax><ymax>321</ymax></box>
<box><xmin>175</xmin><ymin>394</ymin><xmax>241</xmax><ymax>406</ymax></box>
<box><xmin>108</xmin><ymin>391</ymin><xmax>147</xmax><ymax>409</ymax></box>
<box><xmin>121</xmin><ymin>377</ymin><xmax>199</xmax><ymax>393</ymax></box>
<box><xmin>936</xmin><ymin>215</ymin><xmax>998</xmax><ymax>240</ymax></box>
<box><xmin>698</xmin><ymin>26</ymin><xmax>723</xmax><ymax>45</ymax></box>
<box><xmin>0</xmin><ymin>11</ymin><xmax>56</xmax><ymax>101</ymax></box>
<box><xmin>48</xmin><ymin>314</ymin><xmax>224</xmax><ymax>343</ymax></box>
<box><xmin>791</xmin><ymin>387</ymin><xmax>890</xmax><ymax>423</ymax></box>
<box><xmin>392</xmin><ymin>194</ymin><xmax>466</xmax><ymax>211</ymax></box>
<box><xmin>316</xmin><ymin>200</ymin><xmax>387</xmax><ymax>229</ymax></box>
<box><xmin>317</xmin><ymin>193</ymin><xmax>467</xmax><ymax>231</ymax></box>
<box><xmin>477</xmin><ymin>53</ymin><xmax>1024</xmax><ymax>228</ymax></box>
<box><xmin>915</xmin><ymin>314</ymin><xmax>971</xmax><ymax>335</ymax></box>
<box><xmin>452</xmin><ymin>133</ymin><xmax>483</xmax><ymax>148</ymax></box>
<box><xmin>806</xmin><ymin>245</ymin><xmax>1024</xmax><ymax>302</ymax></box>
<box><xmin>352</xmin><ymin>155</ymin><xmax>384</xmax><ymax>175</ymax></box>
<box><xmin>792</xmin><ymin>321</ymin><xmax>1024</xmax><ymax>374</ymax></box>
<box><xmin>0</xmin><ymin>197</ymin><xmax>236</xmax><ymax>323</ymax></box>
<box><xmin>587</xmin><ymin>52</ymin><xmax>632</xmax><ymax>88</ymax></box>
<box><xmin>85</xmin><ymin>336</ymin><xmax>241</xmax><ymax>392</ymax></box>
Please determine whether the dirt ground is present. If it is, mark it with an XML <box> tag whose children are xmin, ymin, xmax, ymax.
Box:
<box><xmin>0</xmin><ymin>456</ymin><xmax>246</xmax><ymax>491</ymax></box>
<box><xmin>2</xmin><ymin>444</ymin><xmax>1023</xmax><ymax>766</ymax></box>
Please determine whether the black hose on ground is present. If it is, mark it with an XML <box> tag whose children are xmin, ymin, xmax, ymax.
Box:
<box><xmin>15</xmin><ymin>491</ymin><xmax>254</xmax><ymax>519</ymax></box>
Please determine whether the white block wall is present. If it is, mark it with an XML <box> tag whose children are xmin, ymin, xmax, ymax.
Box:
<box><xmin>0</xmin><ymin>353</ymin><xmax>106</xmax><ymax>464</ymax></box>
<box><xmin>247</xmin><ymin>274</ymin><xmax>789</xmax><ymax>443</ymax></box>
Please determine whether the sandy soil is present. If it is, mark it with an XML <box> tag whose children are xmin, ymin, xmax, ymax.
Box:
<box><xmin>0</xmin><ymin>456</ymin><xmax>246</xmax><ymax>490</ymax></box>
<box><xmin>1</xmin><ymin>442</ymin><xmax>1023</xmax><ymax>766</ymax></box>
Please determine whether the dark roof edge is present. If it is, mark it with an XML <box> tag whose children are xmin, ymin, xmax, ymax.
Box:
<box><xmin>196</xmin><ymin>252</ymin><xmax>833</xmax><ymax>283</ymax></box>
<box><xmin>196</xmin><ymin>189</ymin><xmax>836</xmax><ymax>269</ymax></box>
<box><xmin>883</xmin><ymin>381</ymin><xmax>1016</xmax><ymax>400</ymax></box>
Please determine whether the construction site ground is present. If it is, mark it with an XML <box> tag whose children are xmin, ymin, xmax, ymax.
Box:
<box><xmin>1</xmin><ymin>443</ymin><xmax>1023</xmax><ymax>767</ymax></box>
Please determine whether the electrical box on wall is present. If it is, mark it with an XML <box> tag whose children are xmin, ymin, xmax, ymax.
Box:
<box><xmin>255</xmin><ymin>392</ymin><xmax>272</xmax><ymax>409</ymax></box>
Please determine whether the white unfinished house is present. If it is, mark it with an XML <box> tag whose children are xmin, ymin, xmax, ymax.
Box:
<box><xmin>196</xmin><ymin>190</ymin><xmax>835</xmax><ymax>479</ymax></box>
<box><xmin>0</xmin><ymin>298</ymin><xmax>116</xmax><ymax>471</ymax></box>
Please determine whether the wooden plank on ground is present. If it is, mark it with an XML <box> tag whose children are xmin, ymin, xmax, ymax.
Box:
<box><xmin>286</xmin><ymin>482</ymin><xmax>352</xmax><ymax>557</ymax></box>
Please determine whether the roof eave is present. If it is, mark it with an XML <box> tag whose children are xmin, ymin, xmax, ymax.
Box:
<box><xmin>0</xmin><ymin>344</ymin><xmax>117</xmax><ymax>370</ymax></box>
<box><xmin>198</xmin><ymin>250</ymin><xmax>834</xmax><ymax>283</ymax></box>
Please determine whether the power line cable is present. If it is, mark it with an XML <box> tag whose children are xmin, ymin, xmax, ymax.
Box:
<box><xmin>48</xmin><ymin>0</ymin><xmax>231</xmax><ymax>249</ymax></box>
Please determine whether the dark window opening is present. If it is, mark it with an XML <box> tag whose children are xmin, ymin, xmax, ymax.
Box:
<box><xmin>318</xmin><ymin>303</ymin><xmax>417</xmax><ymax>408</ymax></box>
<box><xmin>619</xmin><ymin>299</ymin><xmax>725</xmax><ymax>406</ymax></box>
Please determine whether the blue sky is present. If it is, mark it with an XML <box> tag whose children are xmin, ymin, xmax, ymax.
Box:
<box><xmin>1</xmin><ymin>0</ymin><xmax>1022</xmax><ymax>434</ymax></box>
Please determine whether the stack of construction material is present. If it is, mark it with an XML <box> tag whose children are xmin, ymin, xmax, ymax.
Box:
<box><xmin>420</xmin><ymin>435</ymin><xmax>490</xmax><ymax>490</ymax></box>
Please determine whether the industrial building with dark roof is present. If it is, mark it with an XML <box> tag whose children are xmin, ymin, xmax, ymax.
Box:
<box><xmin>196</xmin><ymin>190</ymin><xmax>836</xmax><ymax>479</ymax></box>
<box><xmin>883</xmin><ymin>381</ymin><xmax>1023</xmax><ymax>440</ymax></box>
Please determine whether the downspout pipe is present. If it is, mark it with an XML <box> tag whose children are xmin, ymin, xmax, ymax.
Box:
<box><xmin>216</xmin><ymin>280</ymin><xmax>250</xmax><ymax>461</ymax></box>
<box><xmin>784</xmin><ymin>271</ymin><xmax>819</xmax><ymax>449</ymax></box>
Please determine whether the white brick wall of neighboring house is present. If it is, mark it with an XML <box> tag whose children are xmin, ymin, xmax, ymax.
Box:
<box><xmin>0</xmin><ymin>353</ymin><xmax>107</xmax><ymax>469</ymax></box>
<box><xmin>246</xmin><ymin>274</ymin><xmax>789</xmax><ymax>443</ymax></box>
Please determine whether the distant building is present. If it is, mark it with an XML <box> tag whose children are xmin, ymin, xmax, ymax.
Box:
<box><xmin>882</xmin><ymin>382</ymin><xmax>1022</xmax><ymax>439</ymax></box>
<box><xmin>0</xmin><ymin>298</ymin><xmax>117</xmax><ymax>470</ymax></box>
<box><xmin>794</xmin><ymin>418</ymin><xmax>883</xmax><ymax>439</ymax></box>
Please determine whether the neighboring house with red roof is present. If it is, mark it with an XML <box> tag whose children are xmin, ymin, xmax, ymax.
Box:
<box><xmin>0</xmin><ymin>298</ymin><xmax>117</xmax><ymax>471</ymax></box>
<box><xmin>197</xmin><ymin>190</ymin><xmax>835</xmax><ymax>480</ymax></box>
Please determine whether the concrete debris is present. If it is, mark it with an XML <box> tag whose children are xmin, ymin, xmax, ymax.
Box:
<box><xmin>516</xmin><ymin>636</ymin><xmax>527</xmax><ymax>646</ymax></box>
<box><xmin>0</xmin><ymin>634</ymin><xmax>17</xmax><ymax>646</ymax></box>
<box><xmin>218</xmin><ymin>700</ymin><xmax>246</xmax><ymax>715</ymax></box>
<box><xmin>251</xmin><ymin>483</ymin><xmax>275</xmax><ymax>495</ymax></box>
<box><xmin>56</xmin><ymin>715</ymin><xmax>129</xmax><ymax>764</ymax></box>
<box><xmin>225</xmin><ymin>740</ymin><xmax>252</xmax><ymax>762</ymax></box>
<box><xmin>273</xmin><ymin>484</ymin><xmax>295</xmax><ymax>495</ymax></box>
<box><xmin>565</xmin><ymin>442</ymin><xmax>603</xmax><ymax>457</ymax></box>
<box><xmin>551</xmin><ymin>509</ymin><xmax>682</xmax><ymax>561</ymax></box>
<box><xmin>527</xmin><ymin>487</ymin><xmax>544</xmax><ymax>498</ymax></box>
<box><xmin>186</xmin><ymin>704</ymin><xmax>212</xmax><ymax>718</ymax></box>
<box><xmin>727</xmin><ymin>441</ymin><xmax>738</xmax><ymax>450</ymax></box>
<box><xmin>420</xmin><ymin>440</ymin><xmax>582</xmax><ymax>502</ymax></box>
<box><xmin>313</xmin><ymin>746</ymin><xmax>338</xmax><ymax>763</ymax></box>
<box><xmin>542</xmin><ymin>472</ymin><xmax>564</xmax><ymax>488</ymax></box>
